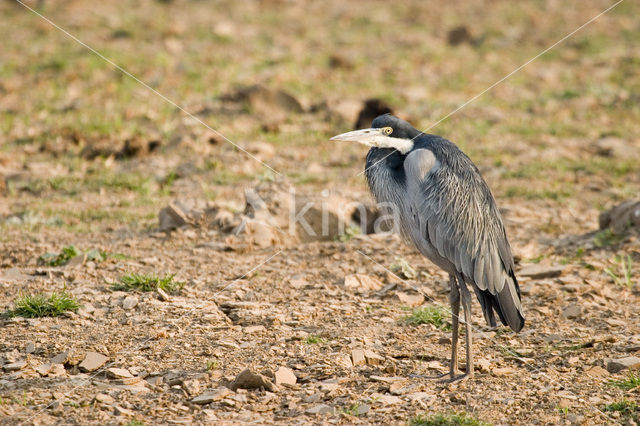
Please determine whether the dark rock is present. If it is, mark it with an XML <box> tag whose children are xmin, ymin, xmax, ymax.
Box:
<box><xmin>355</xmin><ymin>99</ymin><xmax>393</xmax><ymax>129</ymax></box>
<box><xmin>447</xmin><ymin>25</ymin><xmax>474</xmax><ymax>46</ymax></box>
<box><xmin>229</xmin><ymin>368</ymin><xmax>275</xmax><ymax>392</ymax></box>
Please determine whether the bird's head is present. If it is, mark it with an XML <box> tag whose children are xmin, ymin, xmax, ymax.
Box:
<box><xmin>330</xmin><ymin>114</ymin><xmax>420</xmax><ymax>154</ymax></box>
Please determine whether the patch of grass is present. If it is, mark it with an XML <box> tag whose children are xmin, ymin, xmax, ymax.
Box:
<box><xmin>603</xmin><ymin>400</ymin><xmax>639</xmax><ymax>423</ymax></box>
<box><xmin>604</xmin><ymin>254</ymin><xmax>633</xmax><ymax>288</ymax></box>
<box><xmin>206</xmin><ymin>360</ymin><xmax>220</xmax><ymax>371</ymax></box>
<box><xmin>404</xmin><ymin>306</ymin><xmax>450</xmax><ymax>331</ymax></box>
<box><xmin>410</xmin><ymin>412</ymin><xmax>488</xmax><ymax>426</ymax></box>
<box><xmin>341</xmin><ymin>402</ymin><xmax>367</xmax><ymax>417</ymax></box>
<box><xmin>609</xmin><ymin>371</ymin><xmax>640</xmax><ymax>391</ymax></box>
<box><xmin>38</xmin><ymin>246</ymin><xmax>107</xmax><ymax>266</ymax></box>
<box><xmin>390</xmin><ymin>257</ymin><xmax>417</xmax><ymax>279</ymax></box>
<box><xmin>111</xmin><ymin>273</ymin><xmax>185</xmax><ymax>293</ymax></box>
<box><xmin>126</xmin><ymin>421</ymin><xmax>146</xmax><ymax>426</ymax></box>
<box><xmin>38</xmin><ymin>245</ymin><xmax>82</xmax><ymax>266</ymax></box>
<box><xmin>8</xmin><ymin>291</ymin><xmax>79</xmax><ymax>318</ymax></box>
<box><xmin>338</xmin><ymin>225</ymin><xmax>361</xmax><ymax>242</ymax></box>
<box><xmin>305</xmin><ymin>335</ymin><xmax>326</xmax><ymax>345</ymax></box>
<box><xmin>504</xmin><ymin>186</ymin><xmax>572</xmax><ymax>201</ymax></box>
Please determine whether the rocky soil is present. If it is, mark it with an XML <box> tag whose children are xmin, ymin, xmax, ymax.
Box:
<box><xmin>1</xmin><ymin>0</ymin><xmax>639</xmax><ymax>424</ymax></box>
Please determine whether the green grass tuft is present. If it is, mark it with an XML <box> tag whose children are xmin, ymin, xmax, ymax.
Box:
<box><xmin>38</xmin><ymin>245</ymin><xmax>82</xmax><ymax>266</ymax></box>
<box><xmin>410</xmin><ymin>412</ymin><xmax>489</xmax><ymax>426</ymax></box>
<box><xmin>603</xmin><ymin>400</ymin><xmax>639</xmax><ymax>423</ymax></box>
<box><xmin>404</xmin><ymin>306</ymin><xmax>450</xmax><ymax>330</ymax></box>
<box><xmin>305</xmin><ymin>335</ymin><xmax>326</xmax><ymax>345</ymax></box>
<box><xmin>111</xmin><ymin>272</ymin><xmax>185</xmax><ymax>293</ymax></box>
<box><xmin>9</xmin><ymin>291</ymin><xmax>80</xmax><ymax>318</ymax></box>
<box><xmin>609</xmin><ymin>371</ymin><xmax>640</xmax><ymax>391</ymax></box>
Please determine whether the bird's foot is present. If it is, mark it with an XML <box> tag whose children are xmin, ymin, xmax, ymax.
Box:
<box><xmin>439</xmin><ymin>371</ymin><xmax>473</xmax><ymax>384</ymax></box>
<box><xmin>408</xmin><ymin>372</ymin><xmax>450</xmax><ymax>380</ymax></box>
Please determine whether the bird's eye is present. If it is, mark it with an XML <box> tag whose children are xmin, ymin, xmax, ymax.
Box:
<box><xmin>383</xmin><ymin>127</ymin><xmax>393</xmax><ymax>135</ymax></box>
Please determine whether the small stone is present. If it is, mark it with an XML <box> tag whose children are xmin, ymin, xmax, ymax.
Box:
<box><xmin>159</xmin><ymin>201</ymin><xmax>190</xmax><ymax>232</ymax></box>
<box><xmin>518</xmin><ymin>264</ymin><xmax>564</xmax><ymax>279</ymax></box>
<box><xmin>113</xmin><ymin>405</ymin><xmax>135</xmax><ymax>416</ymax></box>
<box><xmin>344</xmin><ymin>274</ymin><xmax>383</xmax><ymax>294</ymax></box>
<box><xmin>562</xmin><ymin>304</ymin><xmax>581</xmax><ymax>319</ymax></box>
<box><xmin>79</xmin><ymin>352</ymin><xmax>108</xmax><ymax>372</ymax></box>
<box><xmin>121</xmin><ymin>296</ymin><xmax>138</xmax><ymax>310</ymax></box>
<box><xmin>407</xmin><ymin>392</ymin><xmax>435</xmax><ymax>402</ymax></box>
<box><xmin>492</xmin><ymin>367</ymin><xmax>516</xmax><ymax>376</ymax></box>
<box><xmin>335</xmin><ymin>354</ymin><xmax>353</xmax><ymax>368</ymax></box>
<box><xmin>375</xmin><ymin>394</ymin><xmax>401</xmax><ymax>405</ymax></box>
<box><xmin>182</xmin><ymin>378</ymin><xmax>201</xmax><ymax>396</ymax></box>
<box><xmin>50</xmin><ymin>352</ymin><xmax>68</xmax><ymax>365</ymax></box>
<box><xmin>94</xmin><ymin>393</ymin><xmax>115</xmax><ymax>405</ymax></box>
<box><xmin>606</xmin><ymin>356</ymin><xmax>640</xmax><ymax>373</ymax></box>
<box><xmin>3</xmin><ymin>360</ymin><xmax>27</xmax><ymax>371</ymax></box>
<box><xmin>25</xmin><ymin>342</ymin><xmax>36</xmax><ymax>354</ymax></box>
<box><xmin>192</xmin><ymin>387</ymin><xmax>233</xmax><ymax>404</ymax></box>
<box><xmin>229</xmin><ymin>368</ymin><xmax>275</xmax><ymax>392</ymax></box>
<box><xmin>353</xmin><ymin>403</ymin><xmax>370</xmax><ymax>415</ymax></box>
<box><xmin>48</xmin><ymin>364</ymin><xmax>66</xmax><ymax>377</ymax></box>
<box><xmin>35</xmin><ymin>363</ymin><xmax>52</xmax><ymax>376</ymax></box>
<box><xmin>438</xmin><ymin>336</ymin><xmax>452</xmax><ymax>345</ymax></box>
<box><xmin>363</xmin><ymin>349</ymin><xmax>384</xmax><ymax>365</ymax></box>
<box><xmin>351</xmin><ymin>349</ymin><xmax>366</xmax><ymax>366</ymax></box>
<box><xmin>243</xmin><ymin>325</ymin><xmax>266</xmax><ymax>334</ymax></box>
<box><xmin>476</xmin><ymin>358</ymin><xmax>491</xmax><ymax>372</ymax></box>
<box><xmin>156</xmin><ymin>287</ymin><xmax>170</xmax><ymax>301</ymax></box>
<box><xmin>274</xmin><ymin>366</ymin><xmax>296</xmax><ymax>386</ymax></box>
<box><xmin>397</xmin><ymin>292</ymin><xmax>424</xmax><ymax>307</ymax></box>
<box><xmin>585</xmin><ymin>366</ymin><xmax>609</xmax><ymax>378</ymax></box>
<box><xmin>305</xmin><ymin>404</ymin><xmax>334</xmax><ymax>415</ymax></box>
<box><xmin>107</xmin><ymin>368</ymin><xmax>133</xmax><ymax>379</ymax></box>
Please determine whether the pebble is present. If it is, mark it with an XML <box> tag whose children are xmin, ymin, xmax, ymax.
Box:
<box><xmin>94</xmin><ymin>393</ymin><xmax>115</xmax><ymax>405</ymax></box>
<box><xmin>48</xmin><ymin>364</ymin><xmax>66</xmax><ymax>377</ymax></box>
<box><xmin>274</xmin><ymin>366</ymin><xmax>296</xmax><ymax>386</ymax></box>
<box><xmin>242</xmin><ymin>325</ymin><xmax>266</xmax><ymax>334</ymax></box>
<box><xmin>335</xmin><ymin>354</ymin><xmax>353</xmax><ymax>368</ymax></box>
<box><xmin>192</xmin><ymin>387</ymin><xmax>233</xmax><ymax>404</ymax></box>
<box><xmin>396</xmin><ymin>292</ymin><xmax>424</xmax><ymax>307</ymax></box>
<box><xmin>518</xmin><ymin>264</ymin><xmax>564</xmax><ymax>279</ymax></box>
<box><xmin>229</xmin><ymin>368</ymin><xmax>275</xmax><ymax>392</ymax></box>
<box><xmin>375</xmin><ymin>393</ymin><xmax>401</xmax><ymax>405</ymax></box>
<box><xmin>344</xmin><ymin>274</ymin><xmax>383</xmax><ymax>294</ymax></box>
<box><xmin>107</xmin><ymin>368</ymin><xmax>133</xmax><ymax>379</ymax></box>
<box><xmin>305</xmin><ymin>404</ymin><xmax>334</xmax><ymax>415</ymax></box>
<box><xmin>113</xmin><ymin>405</ymin><xmax>135</xmax><ymax>416</ymax></box>
<box><xmin>3</xmin><ymin>360</ymin><xmax>26</xmax><ymax>371</ymax></box>
<box><xmin>25</xmin><ymin>342</ymin><xmax>36</xmax><ymax>354</ymax></box>
<box><xmin>182</xmin><ymin>378</ymin><xmax>201</xmax><ymax>396</ymax></box>
<box><xmin>363</xmin><ymin>349</ymin><xmax>384</xmax><ymax>365</ymax></box>
<box><xmin>35</xmin><ymin>363</ymin><xmax>52</xmax><ymax>376</ymax></box>
<box><xmin>561</xmin><ymin>304</ymin><xmax>581</xmax><ymax>319</ymax></box>
<box><xmin>122</xmin><ymin>296</ymin><xmax>138</xmax><ymax>310</ymax></box>
<box><xmin>606</xmin><ymin>356</ymin><xmax>640</xmax><ymax>373</ymax></box>
<box><xmin>78</xmin><ymin>352</ymin><xmax>108</xmax><ymax>372</ymax></box>
<box><xmin>351</xmin><ymin>349</ymin><xmax>366</xmax><ymax>366</ymax></box>
<box><xmin>156</xmin><ymin>287</ymin><xmax>170</xmax><ymax>301</ymax></box>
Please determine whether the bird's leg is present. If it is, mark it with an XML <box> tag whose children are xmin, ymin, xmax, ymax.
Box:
<box><xmin>440</xmin><ymin>274</ymin><xmax>474</xmax><ymax>384</ymax></box>
<box><xmin>459</xmin><ymin>276</ymin><xmax>474</xmax><ymax>379</ymax></box>
<box><xmin>449</xmin><ymin>274</ymin><xmax>461</xmax><ymax>378</ymax></box>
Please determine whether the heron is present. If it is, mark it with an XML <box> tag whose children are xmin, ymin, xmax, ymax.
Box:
<box><xmin>331</xmin><ymin>114</ymin><xmax>524</xmax><ymax>382</ymax></box>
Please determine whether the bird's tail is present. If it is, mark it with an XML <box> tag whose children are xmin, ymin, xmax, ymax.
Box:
<box><xmin>475</xmin><ymin>270</ymin><xmax>524</xmax><ymax>332</ymax></box>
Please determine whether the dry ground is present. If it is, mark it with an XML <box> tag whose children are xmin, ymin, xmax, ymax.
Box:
<box><xmin>1</xmin><ymin>0</ymin><xmax>640</xmax><ymax>424</ymax></box>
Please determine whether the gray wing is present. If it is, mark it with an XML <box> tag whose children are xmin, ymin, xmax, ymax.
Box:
<box><xmin>404</xmin><ymin>148</ymin><xmax>524</xmax><ymax>331</ymax></box>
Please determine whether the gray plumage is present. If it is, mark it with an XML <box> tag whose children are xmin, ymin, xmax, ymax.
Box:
<box><xmin>332</xmin><ymin>114</ymin><xmax>524</xmax><ymax>381</ymax></box>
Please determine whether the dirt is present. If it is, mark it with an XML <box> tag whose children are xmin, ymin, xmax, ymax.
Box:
<box><xmin>1</xmin><ymin>0</ymin><xmax>640</xmax><ymax>425</ymax></box>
